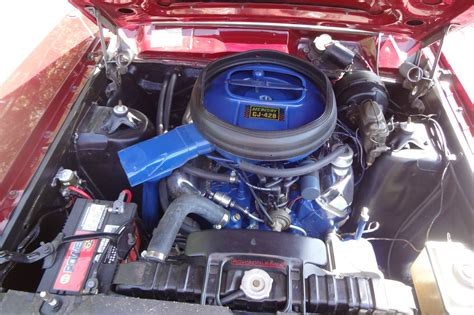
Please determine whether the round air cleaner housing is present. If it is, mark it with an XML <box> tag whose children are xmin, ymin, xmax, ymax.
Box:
<box><xmin>190</xmin><ymin>50</ymin><xmax>337</xmax><ymax>161</ymax></box>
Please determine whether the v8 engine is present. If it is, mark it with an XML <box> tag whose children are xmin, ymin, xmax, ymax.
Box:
<box><xmin>119</xmin><ymin>51</ymin><xmax>353</xmax><ymax>260</ymax></box>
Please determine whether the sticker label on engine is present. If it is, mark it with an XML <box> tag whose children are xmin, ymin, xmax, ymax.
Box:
<box><xmin>245</xmin><ymin>105</ymin><xmax>283</xmax><ymax>121</ymax></box>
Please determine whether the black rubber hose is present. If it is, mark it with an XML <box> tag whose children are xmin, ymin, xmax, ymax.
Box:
<box><xmin>159</xmin><ymin>179</ymin><xmax>200</xmax><ymax>234</ymax></box>
<box><xmin>181</xmin><ymin>165</ymin><xmax>238</xmax><ymax>184</ymax></box>
<box><xmin>158</xmin><ymin>179</ymin><xmax>169</xmax><ymax>211</ymax></box>
<box><xmin>145</xmin><ymin>195</ymin><xmax>229</xmax><ymax>261</ymax></box>
<box><xmin>220</xmin><ymin>290</ymin><xmax>245</xmax><ymax>305</ymax></box>
<box><xmin>163</xmin><ymin>72</ymin><xmax>178</xmax><ymax>132</ymax></box>
<box><xmin>237</xmin><ymin>145</ymin><xmax>350</xmax><ymax>178</ymax></box>
<box><xmin>156</xmin><ymin>77</ymin><xmax>169</xmax><ymax>135</ymax></box>
<box><xmin>180</xmin><ymin>218</ymin><xmax>201</xmax><ymax>234</ymax></box>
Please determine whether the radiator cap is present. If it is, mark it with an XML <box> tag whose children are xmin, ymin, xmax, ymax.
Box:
<box><xmin>240</xmin><ymin>269</ymin><xmax>273</xmax><ymax>300</ymax></box>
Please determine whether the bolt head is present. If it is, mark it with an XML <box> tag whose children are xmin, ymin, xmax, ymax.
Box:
<box><xmin>232</xmin><ymin>213</ymin><xmax>241</xmax><ymax>222</ymax></box>
<box><xmin>113</xmin><ymin>104</ymin><xmax>128</xmax><ymax>116</ymax></box>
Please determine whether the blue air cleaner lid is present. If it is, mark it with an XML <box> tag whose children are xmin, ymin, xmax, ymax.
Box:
<box><xmin>203</xmin><ymin>64</ymin><xmax>325</xmax><ymax>131</ymax></box>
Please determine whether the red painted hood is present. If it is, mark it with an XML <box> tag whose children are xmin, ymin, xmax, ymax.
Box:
<box><xmin>70</xmin><ymin>1</ymin><xmax>473</xmax><ymax>40</ymax></box>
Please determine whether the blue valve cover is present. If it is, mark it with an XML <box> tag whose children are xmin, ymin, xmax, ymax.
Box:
<box><xmin>203</xmin><ymin>64</ymin><xmax>325</xmax><ymax>131</ymax></box>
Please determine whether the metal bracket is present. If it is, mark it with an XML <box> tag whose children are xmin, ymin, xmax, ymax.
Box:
<box><xmin>413</xmin><ymin>24</ymin><xmax>454</xmax><ymax>80</ymax></box>
<box><xmin>407</xmin><ymin>25</ymin><xmax>454</xmax><ymax>110</ymax></box>
<box><xmin>375</xmin><ymin>32</ymin><xmax>383</xmax><ymax>76</ymax></box>
<box><xmin>90</xmin><ymin>7</ymin><xmax>111</xmax><ymax>75</ymax></box>
<box><xmin>428</xmin><ymin>25</ymin><xmax>453</xmax><ymax>80</ymax></box>
<box><xmin>89</xmin><ymin>7</ymin><xmax>135</xmax><ymax>89</ymax></box>
<box><xmin>84</xmin><ymin>6</ymin><xmax>117</xmax><ymax>33</ymax></box>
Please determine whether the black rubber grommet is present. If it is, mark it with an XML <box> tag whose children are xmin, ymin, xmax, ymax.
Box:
<box><xmin>190</xmin><ymin>50</ymin><xmax>337</xmax><ymax>161</ymax></box>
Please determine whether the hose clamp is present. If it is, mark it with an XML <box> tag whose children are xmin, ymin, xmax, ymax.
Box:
<box><xmin>142</xmin><ymin>250</ymin><xmax>166</xmax><ymax>262</ymax></box>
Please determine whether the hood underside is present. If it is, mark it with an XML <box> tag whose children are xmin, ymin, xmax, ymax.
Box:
<box><xmin>70</xmin><ymin>1</ymin><xmax>473</xmax><ymax>40</ymax></box>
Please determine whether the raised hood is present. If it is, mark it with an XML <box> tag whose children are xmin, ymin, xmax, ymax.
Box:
<box><xmin>71</xmin><ymin>1</ymin><xmax>473</xmax><ymax>40</ymax></box>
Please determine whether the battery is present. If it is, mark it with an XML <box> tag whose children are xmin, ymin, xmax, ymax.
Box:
<box><xmin>38</xmin><ymin>198</ymin><xmax>137</xmax><ymax>295</ymax></box>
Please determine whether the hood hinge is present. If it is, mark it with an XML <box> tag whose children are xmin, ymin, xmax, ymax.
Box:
<box><xmin>86</xmin><ymin>7</ymin><xmax>134</xmax><ymax>90</ymax></box>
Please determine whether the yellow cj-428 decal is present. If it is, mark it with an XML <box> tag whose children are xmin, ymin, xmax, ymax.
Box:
<box><xmin>245</xmin><ymin>105</ymin><xmax>283</xmax><ymax>121</ymax></box>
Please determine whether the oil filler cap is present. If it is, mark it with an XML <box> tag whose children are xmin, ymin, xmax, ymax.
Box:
<box><xmin>240</xmin><ymin>268</ymin><xmax>273</xmax><ymax>300</ymax></box>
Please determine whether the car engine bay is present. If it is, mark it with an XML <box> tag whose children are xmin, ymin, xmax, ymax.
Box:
<box><xmin>0</xmin><ymin>33</ymin><xmax>472</xmax><ymax>314</ymax></box>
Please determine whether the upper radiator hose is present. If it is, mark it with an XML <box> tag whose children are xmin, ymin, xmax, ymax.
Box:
<box><xmin>145</xmin><ymin>195</ymin><xmax>230</xmax><ymax>262</ymax></box>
